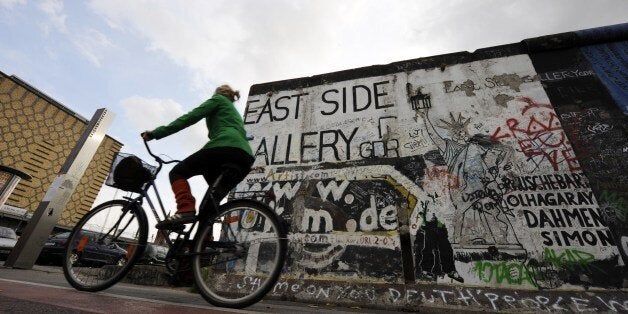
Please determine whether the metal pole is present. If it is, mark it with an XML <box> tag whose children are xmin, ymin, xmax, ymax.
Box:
<box><xmin>4</xmin><ymin>108</ymin><xmax>115</xmax><ymax>269</ymax></box>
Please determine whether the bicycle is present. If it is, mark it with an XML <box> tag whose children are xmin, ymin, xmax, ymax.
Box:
<box><xmin>62</xmin><ymin>138</ymin><xmax>287</xmax><ymax>308</ymax></box>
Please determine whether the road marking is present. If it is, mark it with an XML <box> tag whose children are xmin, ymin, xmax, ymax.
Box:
<box><xmin>0</xmin><ymin>278</ymin><xmax>74</xmax><ymax>290</ymax></box>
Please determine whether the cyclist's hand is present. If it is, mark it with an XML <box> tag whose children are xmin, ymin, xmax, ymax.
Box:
<box><xmin>141</xmin><ymin>131</ymin><xmax>154</xmax><ymax>141</ymax></box>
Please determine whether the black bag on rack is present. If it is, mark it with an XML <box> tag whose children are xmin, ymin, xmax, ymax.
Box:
<box><xmin>112</xmin><ymin>155</ymin><xmax>153</xmax><ymax>193</ymax></box>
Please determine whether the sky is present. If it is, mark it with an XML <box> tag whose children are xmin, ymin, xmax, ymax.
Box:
<box><xmin>1</xmin><ymin>0</ymin><xmax>627</xmax><ymax>235</ymax></box>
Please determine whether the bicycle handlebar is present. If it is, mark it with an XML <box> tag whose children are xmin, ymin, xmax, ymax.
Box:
<box><xmin>142</xmin><ymin>135</ymin><xmax>180</xmax><ymax>165</ymax></box>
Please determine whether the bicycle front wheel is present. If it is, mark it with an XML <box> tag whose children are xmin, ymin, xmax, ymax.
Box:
<box><xmin>62</xmin><ymin>200</ymin><xmax>148</xmax><ymax>291</ymax></box>
<box><xmin>192</xmin><ymin>199</ymin><xmax>287</xmax><ymax>308</ymax></box>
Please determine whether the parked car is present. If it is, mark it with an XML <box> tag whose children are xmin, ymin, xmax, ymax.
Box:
<box><xmin>0</xmin><ymin>227</ymin><xmax>18</xmax><ymax>259</ymax></box>
<box><xmin>38</xmin><ymin>231</ymin><xmax>128</xmax><ymax>266</ymax></box>
<box><xmin>137</xmin><ymin>243</ymin><xmax>168</xmax><ymax>265</ymax></box>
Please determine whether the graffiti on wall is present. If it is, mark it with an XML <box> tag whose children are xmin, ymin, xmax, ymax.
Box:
<box><xmin>237</xmin><ymin>54</ymin><xmax>625</xmax><ymax>292</ymax></box>
<box><xmin>229</xmin><ymin>276</ymin><xmax>628</xmax><ymax>312</ymax></box>
<box><xmin>528</xmin><ymin>44</ymin><xmax>628</xmax><ymax>276</ymax></box>
<box><xmin>239</xmin><ymin>161</ymin><xmax>424</xmax><ymax>281</ymax></box>
<box><xmin>491</xmin><ymin>97</ymin><xmax>581</xmax><ymax>172</ymax></box>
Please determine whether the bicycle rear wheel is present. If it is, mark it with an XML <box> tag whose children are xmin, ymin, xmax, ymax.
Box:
<box><xmin>192</xmin><ymin>199</ymin><xmax>287</xmax><ymax>308</ymax></box>
<box><xmin>62</xmin><ymin>200</ymin><xmax>148</xmax><ymax>291</ymax></box>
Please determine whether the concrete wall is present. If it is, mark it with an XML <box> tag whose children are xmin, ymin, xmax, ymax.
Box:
<box><xmin>235</xmin><ymin>24</ymin><xmax>627</xmax><ymax>311</ymax></box>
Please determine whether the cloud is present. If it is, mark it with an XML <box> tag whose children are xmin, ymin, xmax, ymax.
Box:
<box><xmin>38</xmin><ymin>0</ymin><xmax>67</xmax><ymax>33</ymax></box>
<box><xmin>0</xmin><ymin>0</ymin><xmax>25</xmax><ymax>9</ymax></box>
<box><xmin>71</xmin><ymin>28</ymin><xmax>114</xmax><ymax>67</ymax></box>
<box><xmin>119</xmin><ymin>95</ymin><xmax>208</xmax><ymax>153</ymax></box>
<box><xmin>87</xmin><ymin>0</ymin><xmax>435</xmax><ymax>105</ymax></box>
<box><xmin>34</xmin><ymin>1</ymin><xmax>114</xmax><ymax>67</ymax></box>
<box><xmin>120</xmin><ymin>96</ymin><xmax>186</xmax><ymax>130</ymax></box>
<box><xmin>87</xmin><ymin>0</ymin><xmax>628</xmax><ymax>107</ymax></box>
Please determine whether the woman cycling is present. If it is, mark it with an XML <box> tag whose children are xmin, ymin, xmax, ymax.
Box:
<box><xmin>142</xmin><ymin>85</ymin><xmax>254</xmax><ymax>229</ymax></box>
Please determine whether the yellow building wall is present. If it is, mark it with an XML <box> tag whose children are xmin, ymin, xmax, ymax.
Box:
<box><xmin>0</xmin><ymin>73</ymin><xmax>123</xmax><ymax>228</ymax></box>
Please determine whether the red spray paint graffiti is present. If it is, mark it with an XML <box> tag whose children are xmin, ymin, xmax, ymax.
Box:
<box><xmin>491</xmin><ymin>98</ymin><xmax>581</xmax><ymax>172</ymax></box>
<box><xmin>424</xmin><ymin>166</ymin><xmax>461</xmax><ymax>190</ymax></box>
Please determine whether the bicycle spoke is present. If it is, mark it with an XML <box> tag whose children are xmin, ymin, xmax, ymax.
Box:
<box><xmin>62</xmin><ymin>200</ymin><xmax>147</xmax><ymax>292</ymax></box>
<box><xmin>96</xmin><ymin>209</ymin><xmax>135</xmax><ymax>245</ymax></box>
<box><xmin>192</xmin><ymin>200</ymin><xmax>286</xmax><ymax>308</ymax></box>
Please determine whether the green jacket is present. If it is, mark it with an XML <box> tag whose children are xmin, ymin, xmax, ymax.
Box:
<box><xmin>150</xmin><ymin>94</ymin><xmax>253</xmax><ymax>156</ymax></box>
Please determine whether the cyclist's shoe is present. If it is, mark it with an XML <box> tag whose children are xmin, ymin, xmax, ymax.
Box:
<box><xmin>156</xmin><ymin>212</ymin><xmax>196</xmax><ymax>230</ymax></box>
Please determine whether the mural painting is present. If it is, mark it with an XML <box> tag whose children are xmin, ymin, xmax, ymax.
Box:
<box><xmin>235</xmin><ymin>52</ymin><xmax>626</xmax><ymax>300</ymax></box>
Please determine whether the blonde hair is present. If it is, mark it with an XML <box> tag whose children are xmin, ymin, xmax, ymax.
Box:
<box><xmin>215</xmin><ymin>84</ymin><xmax>240</xmax><ymax>101</ymax></box>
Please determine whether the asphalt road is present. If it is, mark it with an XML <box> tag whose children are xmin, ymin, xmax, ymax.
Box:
<box><xmin>0</xmin><ymin>264</ymin><xmax>393</xmax><ymax>313</ymax></box>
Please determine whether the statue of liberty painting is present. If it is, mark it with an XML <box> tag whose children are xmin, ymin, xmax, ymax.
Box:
<box><xmin>409</xmin><ymin>83</ymin><xmax>524</xmax><ymax>256</ymax></box>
